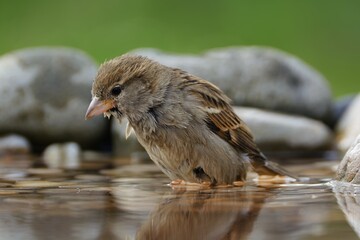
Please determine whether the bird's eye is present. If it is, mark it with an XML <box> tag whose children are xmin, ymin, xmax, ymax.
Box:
<box><xmin>111</xmin><ymin>86</ymin><xmax>122</xmax><ymax>96</ymax></box>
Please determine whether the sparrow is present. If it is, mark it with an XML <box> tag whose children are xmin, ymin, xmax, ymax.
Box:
<box><xmin>85</xmin><ymin>54</ymin><xmax>295</xmax><ymax>185</ymax></box>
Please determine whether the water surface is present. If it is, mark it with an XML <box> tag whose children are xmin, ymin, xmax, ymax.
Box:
<box><xmin>0</xmin><ymin>155</ymin><xmax>359</xmax><ymax>240</ymax></box>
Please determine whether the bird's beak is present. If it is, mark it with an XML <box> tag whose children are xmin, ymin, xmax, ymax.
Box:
<box><xmin>85</xmin><ymin>97</ymin><xmax>116</xmax><ymax>120</ymax></box>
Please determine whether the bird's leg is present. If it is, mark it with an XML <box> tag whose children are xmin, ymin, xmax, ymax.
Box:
<box><xmin>170</xmin><ymin>179</ymin><xmax>211</xmax><ymax>186</ymax></box>
<box><xmin>170</xmin><ymin>179</ymin><xmax>185</xmax><ymax>185</ymax></box>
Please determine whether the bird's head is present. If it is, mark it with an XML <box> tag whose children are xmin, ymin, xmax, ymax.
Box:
<box><xmin>85</xmin><ymin>54</ymin><xmax>170</xmax><ymax>122</ymax></box>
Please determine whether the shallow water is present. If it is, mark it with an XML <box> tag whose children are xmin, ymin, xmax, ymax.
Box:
<box><xmin>0</xmin><ymin>155</ymin><xmax>359</xmax><ymax>240</ymax></box>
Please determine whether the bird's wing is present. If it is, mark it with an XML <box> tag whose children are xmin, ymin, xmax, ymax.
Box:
<box><xmin>177</xmin><ymin>70</ymin><xmax>263</xmax><ymax>160</ymax></box>
<box><xmin>176</xmin><ymin>70</ymin><xmax>298</xmax><ymax>178</ymax></box>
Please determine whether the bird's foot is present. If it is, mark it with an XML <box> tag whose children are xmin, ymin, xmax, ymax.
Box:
<box><xmin>255</xmin><ymin>175</ymin><xmax>295</xmax><ymax>187</ymax></box>
<box><xmin>170</xmin><ymin>179</ymin><xmax>212</xmax><ymax>190</ymax></box>
<box><xmin>170</xmin><ymin>179</ymin><xmax>185</xmax><ymax>185</ymax></box>
<box><xmin>170</xmin><ymin>179</ymin><xmax>248</xmax><ymax>189</ymax></box>
<box><xmin>232</xmin><ymin>181</ymin><xmax>245</xmax><ymax>187</ymax></box>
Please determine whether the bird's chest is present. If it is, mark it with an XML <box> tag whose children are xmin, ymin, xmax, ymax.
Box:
<box><xmin>134</xmin><ymin>125</ymin><xmax>200</xmax><ymax>172</ymax></box>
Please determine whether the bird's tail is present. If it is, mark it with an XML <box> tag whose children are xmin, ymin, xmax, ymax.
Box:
<box><xmin>252</xmin><ymin>153</ymin><xmax>299</xmax><ymax>181</ymax></box>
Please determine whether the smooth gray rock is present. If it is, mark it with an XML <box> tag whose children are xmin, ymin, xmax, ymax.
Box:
<box><xmin>234</xmin><ymin>107</ymin><xmax>332</xmax><ymax>150</ymax></box>
<box><xmin>0</xmin><ymin>134</ymin><xmax>30</xmax><ymax>153</ymax></box>
<box><xmin>336</xmin><ymin>134</ymin><xmax>360</xmax><ymax>184</ymax></box>
<box><xmin>0</xmin><ymin>47</ymin><xmax>107</xmax><ymax>148</ymax></box>
<box><xmin>132</xmin><ymin>47</ymin><xmax>333</xmax><ymax>121</ymax></box>
<box><xmin>336</xmin><ymin>94</ymin><xmax>360</xmax><ymax>152</ymax></box>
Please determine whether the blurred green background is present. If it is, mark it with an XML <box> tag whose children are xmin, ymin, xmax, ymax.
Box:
<box><xmin>0</xmin><ymin>0</ymin><xmax>359</xmax><ymax>96</ymax></box>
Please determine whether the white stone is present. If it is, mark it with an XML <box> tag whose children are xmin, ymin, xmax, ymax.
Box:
<box><xmin>43</xmin><ymin>142</ymin><xmax>81</xmax><ymax>169</ymax></box>
<box><xmin>336</xmin><ymin>94</ymin><xmax>360</xmax><ymax>152</ymax></box>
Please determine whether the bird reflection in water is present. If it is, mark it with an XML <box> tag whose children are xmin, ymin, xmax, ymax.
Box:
<box><xmin>113</xmin><ymin>181</ymin><xmax>271</xmax><ymax>240</ymax></box>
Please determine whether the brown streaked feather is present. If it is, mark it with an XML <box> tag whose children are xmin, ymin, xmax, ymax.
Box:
<box><xmin>176</xmin><ymin>70</ymin><xmax>299</xmax><ymax>179</ymax></box>
<box><xmin>175</xmin><ymin>69</ymin><xmax>265</xmax><ymax>162</ymax></box>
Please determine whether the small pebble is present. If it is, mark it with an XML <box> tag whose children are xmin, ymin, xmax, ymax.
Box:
<box><xmin>3</xmin><ymin>197</ymin><xmax>56</xmax><ymax>205</ymax></box>
<box><xmin>14</xmin><ymin>180</ymin><xmax>71</xmax><ymax>188</ymax></box>
<box><xmin>27</xmin><ymin>168</ymin><xmax>64</xmax><ymax>176</ymax></box>
<box><xmin>0</xmin><ymin>134</ymin><xmax>31</xmax><ymax>154</ymax></box>
<box><xmin>0</xmin><ymin>189</ymin><xmax>19</xmax><ymax>195</ymax></box>
<box><xmin>75</xmin><ymin>174</ymin><xmax>109</xmax><ymax>181</ymax></box>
